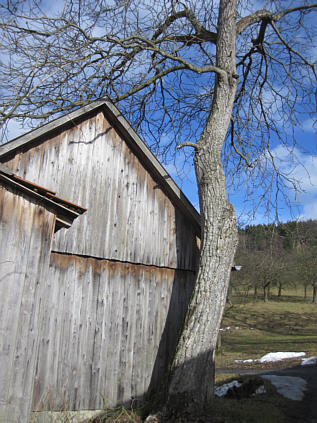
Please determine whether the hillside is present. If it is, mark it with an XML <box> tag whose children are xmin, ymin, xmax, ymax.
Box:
<box><xmin>230</xmin><ymin>219</ymin><xmax>317</xmax><ymax>302</ymax></box>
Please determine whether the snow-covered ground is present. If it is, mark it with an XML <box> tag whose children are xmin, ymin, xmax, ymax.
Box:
<box><xmin>301</xmin><ymin>356</ymin><xmax>317</xmax><ymax>366</ymax></box>
<box><xmin>214</xmin><ymin>375</ymin><xmax>308</xmax><ymax>401</ymax></box>
<box><xmin>216</xmin><ymin>353</ymin><xmax>317</xmax><ymax>401</ymax></box>
<box><xmin>219</xmin><ymin>326</ymin><xmax>254</xmax><ymax>331</ymax></box>
<box><xmin>214</xmin><ymin>380</ymin><xmax>242</xmax><ymax>397</ymax></box>
<box><xmin>235</xmin><ymin>351</ymin><xmax>306</xmax><ymax>364</ymax></box>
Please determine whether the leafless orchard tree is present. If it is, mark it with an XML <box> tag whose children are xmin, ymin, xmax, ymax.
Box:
<box><xmin>1</xmin><ymin>0</ymin><xmax>317</xmax><ymax>409</ymax></box>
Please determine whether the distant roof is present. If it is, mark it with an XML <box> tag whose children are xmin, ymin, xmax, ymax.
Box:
<box><xmin>0</xmin><ymin>97</ymin><xmax>200</xmax><ymax>233</ymax></box>
<box><xmin>0</xmin><ymin>163</ymin><xmax>86</xmax><ymax>231</ymax></box>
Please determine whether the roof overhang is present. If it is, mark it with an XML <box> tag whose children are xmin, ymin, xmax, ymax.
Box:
<box><xmin>0</xmin><ymin>163</ymin><xmax>86</xmax><ymax>231</ymax></box>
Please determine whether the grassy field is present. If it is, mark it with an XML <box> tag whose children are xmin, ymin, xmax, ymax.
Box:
<box><xmin>216</xmin><ymin>290</ymin><xmax>317</xmax><ymax>370</ymax></box>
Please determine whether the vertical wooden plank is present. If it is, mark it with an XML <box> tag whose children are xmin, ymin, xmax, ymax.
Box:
<box><xmin>32</xmin><ymin>254</ymin><xmax>196</xmax><ymax>411</ymax></box>
<box><xmin>0</xmin><ymin>187</ymin><xmax>55</xmax><ymax>422</ymax></box>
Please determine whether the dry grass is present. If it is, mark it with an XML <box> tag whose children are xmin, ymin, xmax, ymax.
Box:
<box><xmin>216</xmin><ymin>292</ymin><xmax>317</xmax><ymax>369</ymax></box>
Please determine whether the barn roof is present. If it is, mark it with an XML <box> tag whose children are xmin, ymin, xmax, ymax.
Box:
<box><xmin>0</xmin><ymin>98</ymin><xmax>200</xmax><ymax>232</ymax></box>
<box><xmin>0</xmin><ymin>163</ymin><xmax>86</xmax><ymax>231</ymax></box>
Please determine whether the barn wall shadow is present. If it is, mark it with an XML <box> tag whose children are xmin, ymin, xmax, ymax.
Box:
<box><xmin>146</xmin><ymin>206</ymin><xmax>200</xmax><ymax>399</ymax></box>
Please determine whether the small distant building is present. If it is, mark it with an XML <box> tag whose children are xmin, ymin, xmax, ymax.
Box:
<box><xmin>0</xmin><ymin>98</ymin><xmax>200</xmax><ymax>419</ymax></box>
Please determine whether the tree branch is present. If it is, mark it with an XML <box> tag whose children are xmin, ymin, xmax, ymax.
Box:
<box><xmin>152</xmin><ymin>6</ymin><xmax>217</xmax><ymax>44</ymax></box>
<box><xmin>115</xmin><ymin>65</ymin><xmax>186</xmax><ymax>102</ymax></box>
<box><xmin>106</xmin><ymin>34</ymin><xmax>226</xmax><ymax>78</ymax></box>
<box><xmin>230</xmin><ymin>119</ymin><xmax>253</xmax><ymax>167</ymax></box>
<box><xmin>177</xmin><ymin>142</ymin><xmax>198</xmax><ymax>150</ymax></box>
<box><xmin>270</xmin><ymin>21</ymin><xmax>317</xmax><ymax>79</ymax></box>
<box><xmin>237</xmin><ymin>4</ymin><xmax>317</xmax><ymax>35</ymax></box>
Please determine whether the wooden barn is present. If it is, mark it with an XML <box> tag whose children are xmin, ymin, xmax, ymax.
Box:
<box><xmin>0</xmin><ymin>98</ymin><xmax>200</xmax><ymax>420</ymax></box>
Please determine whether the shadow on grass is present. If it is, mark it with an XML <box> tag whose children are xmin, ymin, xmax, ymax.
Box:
<box><xmin>223</xmin><ymin>298</ymin><xmax>317</xmax><ymax>338</ymax></box>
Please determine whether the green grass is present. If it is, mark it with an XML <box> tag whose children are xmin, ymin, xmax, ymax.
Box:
<box><xmin>216</xmin><ymin>292</ymin><xmax>317</xmax><ymax>368</ymax></box>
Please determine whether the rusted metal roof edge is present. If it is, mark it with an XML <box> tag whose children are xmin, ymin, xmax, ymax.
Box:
<box><xmin>0</xmin><ymin>171</ymin><xmax>86</xmax><ymax>228</ymax></box>
<box><xmin>0</xmin><ymin>97</ymin><xmax>200</xmax><ymax>233</ymax></box>
<box><xmin>0</xmin><ymin>163</ymin><xmax>86</xmax><ymax>214</ymax></box>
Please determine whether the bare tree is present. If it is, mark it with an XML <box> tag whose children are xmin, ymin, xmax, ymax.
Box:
<box><xmin>294</xmin><ymin>245</ymin><xmax>317</xmax><ymax>302</ymax></box>
<box><xmin>1</xmin><ymin>0</ymin><xmax>317</xmax><ymax>409</ymax></box>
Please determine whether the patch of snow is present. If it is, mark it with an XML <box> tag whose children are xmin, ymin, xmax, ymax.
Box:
<box><xmin>219</xmin><ymin>326</ymin><xmax>231</xmax><ymax>332</ymax></box>
<box><xmin>301</xmin><ymin>356</ymin><xmax>317</xmax><ymax>366</ymax></box>
<box><xmin>235</xmin><ymin>352</ymin><xmax>306</xmax><ymax>364</ymax></box>
<box><xmin>254</xmin><ymin>385</ymin><xmax>266</xmax><ymax>395</ymax></box>
<box><xmin>258</xmin><ymin>352</ymin><xmax>306</xmax><ymax>363</ymax></box>
<box><xmin>214</xmin><ymin>380</ymin><xmax>242</xmax><ymax>397</ymax></box>
<box><xmin>219</xmin><ymin>326</ymin><xmax>243</xmax><ymax>332</ymax></box>
<box><xmin>261</xmin><ymin>375</ymin><xmax>307</xmax><ymax>401</ymax></box>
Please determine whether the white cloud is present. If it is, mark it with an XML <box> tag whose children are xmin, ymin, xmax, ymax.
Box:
<box><xmin>272</xmin><ymin>145</ymin><xmax>317</xmax><ymax>192</ymax></box>
<box><xmin>271</xmin><ymin>145</ymin><xmax>317</xmax><ymax>220</ymax></box>
<box><xmin>300</xmin><ymin>198</ymin><xmax>317</xmax><ymax>220</ymax></box>
<box><xmin>301</xmin><ymin>118</ymin><xmax>317</xmax><ymax>133</ymax></box>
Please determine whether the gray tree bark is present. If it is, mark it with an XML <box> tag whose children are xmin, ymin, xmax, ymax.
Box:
<box><xmin>167</xmin><ymin>0</ymin><xmax>238</xmax><ymax>407</ymax></box>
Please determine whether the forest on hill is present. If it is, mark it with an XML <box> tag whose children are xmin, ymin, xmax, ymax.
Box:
<box><xmin>230</xmin><ymin>220</ymin><xmax>317</xmax><ymax>303</ymax></box>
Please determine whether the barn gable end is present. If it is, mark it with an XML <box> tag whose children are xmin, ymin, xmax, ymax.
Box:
<box><xmin>0</xmin><ymin>98</ymin><xmax>200</xmax><ymax>411</ymax></box>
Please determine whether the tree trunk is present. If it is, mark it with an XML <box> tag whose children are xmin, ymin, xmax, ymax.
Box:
<box><xmin>254</xmin><ymin>285</ymin><xmax>258</xmax><ymax>298</ymax></box>
<box><xmin>167</xmin><ymin>0</ymin><xmax>238</xmax><ymax>408</ymax></box>
<box><xmin>167</xmin><ymin>151</ymin><xmax>238</xmax><ymax>408</ymax></box>
<box><xmin>263</xmin><ymin>286</ymin><xmax>267</xmax><ymax>301</ymax></box>
<box><xmin>313</xmin><ymin>283</ymin><xmax>316</xmax><ymax>304</ymax></box>
<box><xmin>263</xmin><ymin>283</ymin><xmax>270</xmax><ymax>302</ymax></box>
<box><xmin>278</xmin><ymin>283</ymin><xmax>282</xmax><ymax>297</ymax></box>
<box><xmin>304</xmin><ymin>284</ymin><xmax>307</xmax><ymax>299</ymax></box>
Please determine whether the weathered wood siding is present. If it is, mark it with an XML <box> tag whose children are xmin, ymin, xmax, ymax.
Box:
<box><xmin>33</xmin><ymin>253</ymin><xmax>194</xmax><ymax>411</ymax></box>
<box><xmin>3</xmin><ymin>111</ymin><xmax>199</xmax><ymax>270</ymax></box>
<box><xmin>2</xmin><ymin>109</ymin><xmax>199</xmax><ymax>412</ymax></box>
<box><xmin>0</xmin><ymin>185</ymin><xmax>56</xmax><ymax>423</ymax></box>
